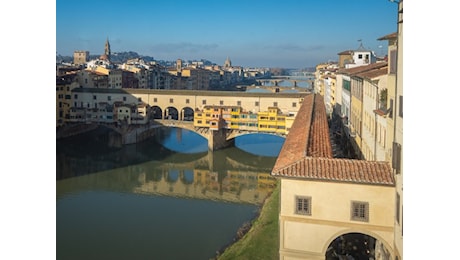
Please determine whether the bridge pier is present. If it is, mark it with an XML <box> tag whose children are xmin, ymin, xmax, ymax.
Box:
<box><xmin>207</xmin><ymin>128</ymin><xmax>234</xmax><ymax>151</ymax></box>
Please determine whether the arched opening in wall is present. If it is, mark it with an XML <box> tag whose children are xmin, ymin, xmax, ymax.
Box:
<box><xmin>164</xmin><ymin>107</ymin><xmax>179</xmax><ymax>120</ymax></box>
<box><xmin>180</xmin><ymin>169</ymin><xmax>194</xmax><ymax>184</ymax></box>
<box><xmin>150</xmin><ymin>106</ymin><xmax>162</xmax><ymax>119</ymax></box>
<box><xmin>182</xmin><ymin>107</ymin><xmax>194</xmax><ymax>121</ymax></box>
<box><xmin>325</xmin><ymin>232</ymin><xmax>391</xmax><ymax>260</ymax></box>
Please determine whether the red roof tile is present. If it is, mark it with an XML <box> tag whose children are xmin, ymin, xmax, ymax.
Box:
<box><xmin>271</xmin><ymin>93</ymin><xmax>395</xmax><ymax>187</ymax></box>
<box><xmin>272</xmin><ymin>157</ymin><xmax>394</xmax><ymax>186</ymax></box>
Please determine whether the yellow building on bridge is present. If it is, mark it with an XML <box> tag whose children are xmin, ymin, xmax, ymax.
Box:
<box><xmin>193</xmin><ymin>105</ymin><xmax>295</xmax><ymax>135</ymax></box>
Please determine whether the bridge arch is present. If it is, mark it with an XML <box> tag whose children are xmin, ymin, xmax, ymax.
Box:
<box><xmin>166</xmin><ymin>169</ymin><xmax>180</xmax><ymax>183</ymax></box>
<box><xmin>180</xmin><ymin>106</ymin><xmax>194</xmax><ymax>121</ymax></box>
<box><xmin>149</xmin><ymin>106</ymin><xmax>162</xmax><ymax>119</ymax></box>
<box><xmin>180</xmin><ymin>170</ymin><xmax>194</xmax><ymax>185</ymax></box>
<box><xmin>322</xmin><ymin>229</ymin><xmax>393</xmax><ymax>260</ymax></box>
<box><xmin>164</xmin><ymin>106</ymin><xmax>179</xmax><ymax>120</ymax></box>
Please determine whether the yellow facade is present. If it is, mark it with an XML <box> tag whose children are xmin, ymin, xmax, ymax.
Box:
<box><xmin>257</xmin><ymin>107</ymin><xmax>286</xmax><ymax>134</ymax></box>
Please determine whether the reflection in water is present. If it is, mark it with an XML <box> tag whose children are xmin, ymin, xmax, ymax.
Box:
<box><xmin>57</xmin><ymin>127</ymin><xmax>281</xmax><ymax>260</ymax></box>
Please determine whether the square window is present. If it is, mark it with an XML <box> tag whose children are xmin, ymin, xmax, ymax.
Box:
<box><xmin>295</xmin><ymin>196</ymin><xmax>311</xmax><ymax>215</ymax></box>
<box><xmin>154</xmin><ymin>98</ymin><xmax>158</xmax><ymax>102</ymax></box>
<box><xmin>273</xmin><ymin>102</ymin><xmax>278</xmax><ymax>107</ymax></box>
<box><xmin>351</xmin><ymin>201</ymin><xmax>369</xmax><ymax>222</ymax></box>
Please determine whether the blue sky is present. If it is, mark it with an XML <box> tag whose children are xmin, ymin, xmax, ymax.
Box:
<box><xmin>56</xmin><ymin>0</ymin><xmax>398</xmax><ymax>68</ymax></box>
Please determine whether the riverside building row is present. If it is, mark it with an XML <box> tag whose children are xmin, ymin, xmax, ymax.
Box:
<box><xmin>57</xmin><ymin>39</ymin><xmax>271</xmax><ymax>126</ymax></box>
<box><xmin>309</xmin><ymin>1</ymin><xmax>403</xmax><ymax>259</ymax></box>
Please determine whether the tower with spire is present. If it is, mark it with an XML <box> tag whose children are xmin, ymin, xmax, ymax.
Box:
<box><xmin>224</xmin><ymin>56</ymin><xmax>232</xmax><ymax>68</ymax></box>
<box><xmin>99</xmin><ymin>37</ymin><xmax>111</xmax><ymax>62</ymax></box>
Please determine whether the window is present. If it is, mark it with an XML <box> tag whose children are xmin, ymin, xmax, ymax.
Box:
<box><xmin>108</xmin><ymin>96</ymin><xmax>111</xmax><ymax>101</ymax></box>
<box><xmin>255</xmin><ymin>101</ymin><xmax>259</xmax><ymax>106</ymax></box>
<box><xmin>351</xmin><ymin>201</ymin><xmax>369</xmax><ymax>222</ymax></box>
<box><xmin>237</xmin><ymin>101</ymin><xmax>241</xmax><ymax>106</ymax></box>
<box><xmin>138</xmin><ymin>97</ymin><xmax>142</xmax><ymax>102</ymax></box>
<box><xmin>170</xmin><ymin>98</ymin><xmax>173</xmax><ymax>103</ymax></box>
<box><xmin>389</xmin><ymin>99</ymin><xmax>394</xmax><ymax>118</ymax></box>
<box><xmin>93</xmin><ymin>95</ymin><xmax>97</xmax><ymax>100</ymax></box>
<box><xmin>390</xmin><ymin>50</ymin><xmax>397</xmax><ymax>74</ymax></box>
<box><xmin>202</xmin><ymin>100</ymin><xmax>206</xmax><ymax>105</ymax></box>
<box><xmin>220</xmin><ymin>100</ymin><xmax>224</xmax><ymax>105</ymax></box>
<box><xmin>358</xmin><ymin>54</ymin><xmax>363</xmax><ymax>59</ymax></box>
<box><xmin>399</xmin><ymin>95</ymin><xmax>403</xmax><ymax>118</ymax></box>
<box><xmin>295</xmin><ymin>196</ymin><xmax>311</xmax><ymax>215</ymax></box>
<box><xmin>186</xmin><ymin>99</ymin><xmax>190</xmax><ymax>104</ymax></box>
<box><xmin>273</xmin><ymin>102</ymin><xmax>278</xmax><ymax>107</ymax></box>
<box><xmin>123</xmin><ymin>97</ymin><xmax>127</xmax><ymax>102</ymax></box>
<box><xmin>392</xmin><ymin>142</ymin><xmax>402</xmax><ymax>174</ymax></box>
<box><xmin>292</xmin><ymin>102</ymin><xmax>296</xmax><ymax>107</ymax></box>
<box><xmin>396</xmin><ymin>192</ymin><xmax>400</xmax><ymax>224</ymax></box>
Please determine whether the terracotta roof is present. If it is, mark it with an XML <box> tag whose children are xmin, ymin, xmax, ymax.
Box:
<box><xmin>377</xmin><ymin>32</ymin><xmax>397</xmax><ymax>41</ymax></box>
<box><xmin>273</xmin><ymin>94</ymin><xmax>314</xmax><ymax>170</ymax></box>
<box><xmin>307</xmin><ymin>95</ymin><xmax>333</xmax><ymax>158</ymax></box>
<box><xmin>271</xmin><ymin>93</ymin><xmax>395</xmax><ymax>187</ymax></box>
<box><xmin>338</xmin><ymin>50</ymin><xmax>353</xmax><ymax>55</ymax></box>
<box><xmin>356</xmin><ymin>64</ymin><xmax>388</xmax><ymax>79</ymax></box>
<box><xmin>337</xmin><ymin>62</ymin><xmax>387</xmax><ymax>75</ymax></box>
<box><xmin>272</xmin><ymin>157</ymin><xmax>394</xmax><ymax>186</ymax></box>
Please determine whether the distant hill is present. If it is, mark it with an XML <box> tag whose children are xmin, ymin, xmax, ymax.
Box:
<box><xmin>56</xmin><ymin>51</ymin><xmax>156</xmax><ymax>64</ymax></box>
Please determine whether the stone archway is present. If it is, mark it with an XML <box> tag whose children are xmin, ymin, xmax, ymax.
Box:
<box><xmin>325</xmin><ymin>232</ymin><xmax>391</xmax><ymax>260</ymax></box>
<box><xmin>149</xmin><ymin>106</ymin><xmax>162</xmax><ymax>119</ymax></box>
<box><xmin>164</xmin><ymin>107</ymin><xmax>179</xmax><ymax>120</ymax></box>
<box><xmin>181</xmin><ymin>107</ymin><xmax>194</xmax><ymax>121</ymax></box>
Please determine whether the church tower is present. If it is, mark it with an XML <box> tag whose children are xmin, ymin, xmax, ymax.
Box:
<box><xmin>104</xmin><ymin>37</ymin><xmax>111</xmax><ymax>58</ymax></box>
<box><xmin>224</xmin><ymin>56</ymin><xmax>232</xmax><ymax>68</ymax></box>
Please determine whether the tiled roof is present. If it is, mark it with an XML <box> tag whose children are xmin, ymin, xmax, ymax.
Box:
<box><xmin>272</xmin><ymin>157</ymin><xmax>394</xmax><ymax>186</ymax></box>
<box><xmin>307</xmin><ymin>95</ymin><xmax>333</xmax><ymax>158</ymax></box>
<box><xmin>377</xmin><ymin>32</ymin><xmax>397</xmax><ymax>41</ymax></box>
<box><xmin>272</xmin><ymin>93</ymin><xmax>395</xmax><ymax>187</ymax></box>
<box><xmin>273</xmin><ymin>94</ymin><xmax>314</xmax><ymax>170</ymax></box>
<box><xmin>337</xmin><ymin>62</ymin><xmax>387</xmax><ymax>75</ymax></box>
<box><xmin>356</xmin><ymin>64</ymin><xmax>388</xmax><ymax>79</ymax></box>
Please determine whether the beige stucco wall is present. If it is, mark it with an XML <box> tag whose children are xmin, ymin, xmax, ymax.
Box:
<box><xmin>279</xmin><ymin>178</ymin><xmax>395</xmax><ymax>259</ymax></box>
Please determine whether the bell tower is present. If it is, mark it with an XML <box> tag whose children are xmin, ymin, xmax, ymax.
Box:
<box><xmin>104</xmin><ymin>37</ymin><xmax>111</xmax><ymax>58</ymax></box>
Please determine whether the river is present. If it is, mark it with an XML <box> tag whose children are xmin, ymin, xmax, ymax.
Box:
<box><xmin>56</xmin><ymin>127</ymin><xmax>284</xmax><ymax>260</ymax></box>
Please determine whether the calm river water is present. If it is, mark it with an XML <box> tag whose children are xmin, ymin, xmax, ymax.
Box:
<box><xmin>56</xmin><ymin>127</ymin><xmax>284</xmax><ymax>260</ymax></box>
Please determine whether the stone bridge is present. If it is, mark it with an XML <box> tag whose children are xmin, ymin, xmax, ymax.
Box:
<box><xmin>60</xmin><ymin>89</ymin><xmax>306</xmax><ymax>150</ymax></box>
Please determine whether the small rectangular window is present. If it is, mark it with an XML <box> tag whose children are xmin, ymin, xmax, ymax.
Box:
<box><xmin>255</xmin><ymin>101</ymin><xmax>259</xmax><ymax>106</ymax></box>
<box><xmin>186</xmin><ymin>99</ymin><xmax>190</xmax><ymax>104</ymax></box>
<box><xmin>123</xmin><ymin>97</ymin><xmax>127</xmax><ymax>102</ymax></box>
<box><xmin>273</xmin><ymin>102</ymin><xmax>278</xmax><ymax>107</ymax></box>
<box><xmin>396</xmin><ymin>193</ymin><xmax>400</xmax><ymax>224</ymax></box>
<box><xmin>237</xmin><ymin>101</ymin><xmax>241</xmax><ymax>106</ymax></box>
<box><xmin>351</xmin><ymin>201</ymin><xmax>369</xmax><ymax>222</ymax></box>
<box><xmin>292</xmin><ymin>102</ymin><xmax>296</xmax><ymax>107</ymax></box>
<box><xmin>154</xmin><ymin>98</ymin><xmax>157</xmax><ymax>102</ymax></box>
<box><xmin>93</xmin><ymin>95</ymin><xmax>97</xmax><ymax>100</ymax></box>
<box><xmin>220</xmin><ymin>100</ymin><xmax>224</xmax><ymax>105</ymax></box>
<box><xmin>138</xmin><ymin>97</ymin><xmax>142</xmax><ymax>102</ymax></box>
<box><xmin>170</xmin><ymin>98</ymin><xmax>174</xmax><ymax>103</ymax></box>
<box><xmin>399</xmin><ymin>95</ymin><xmax>403</xmax><ymax>118</ymax></box>
<box><xmin>108</xmin><ymin>96</ymin><xmax>111</xmax><ymax>101</ymax></box>
<box><xmin>74</xmin><ymin>94</ymin><xmax>78</xmax><ymax>99</ymax></box>
<box><xmin>202</xmin><ymin>100</ymin><xmax>206</xmax><ymax>105</ymax></box>
<box><xmin>295</xmin><ymin>196</ymin><xmax>311</xmax><ymax>216</ymax></box>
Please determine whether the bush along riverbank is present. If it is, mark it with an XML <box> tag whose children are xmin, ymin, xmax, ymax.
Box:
<box><xmin>213</xmin><ymin>181</ymin><xmax>280</xmax><ymax>260</ymax></box>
